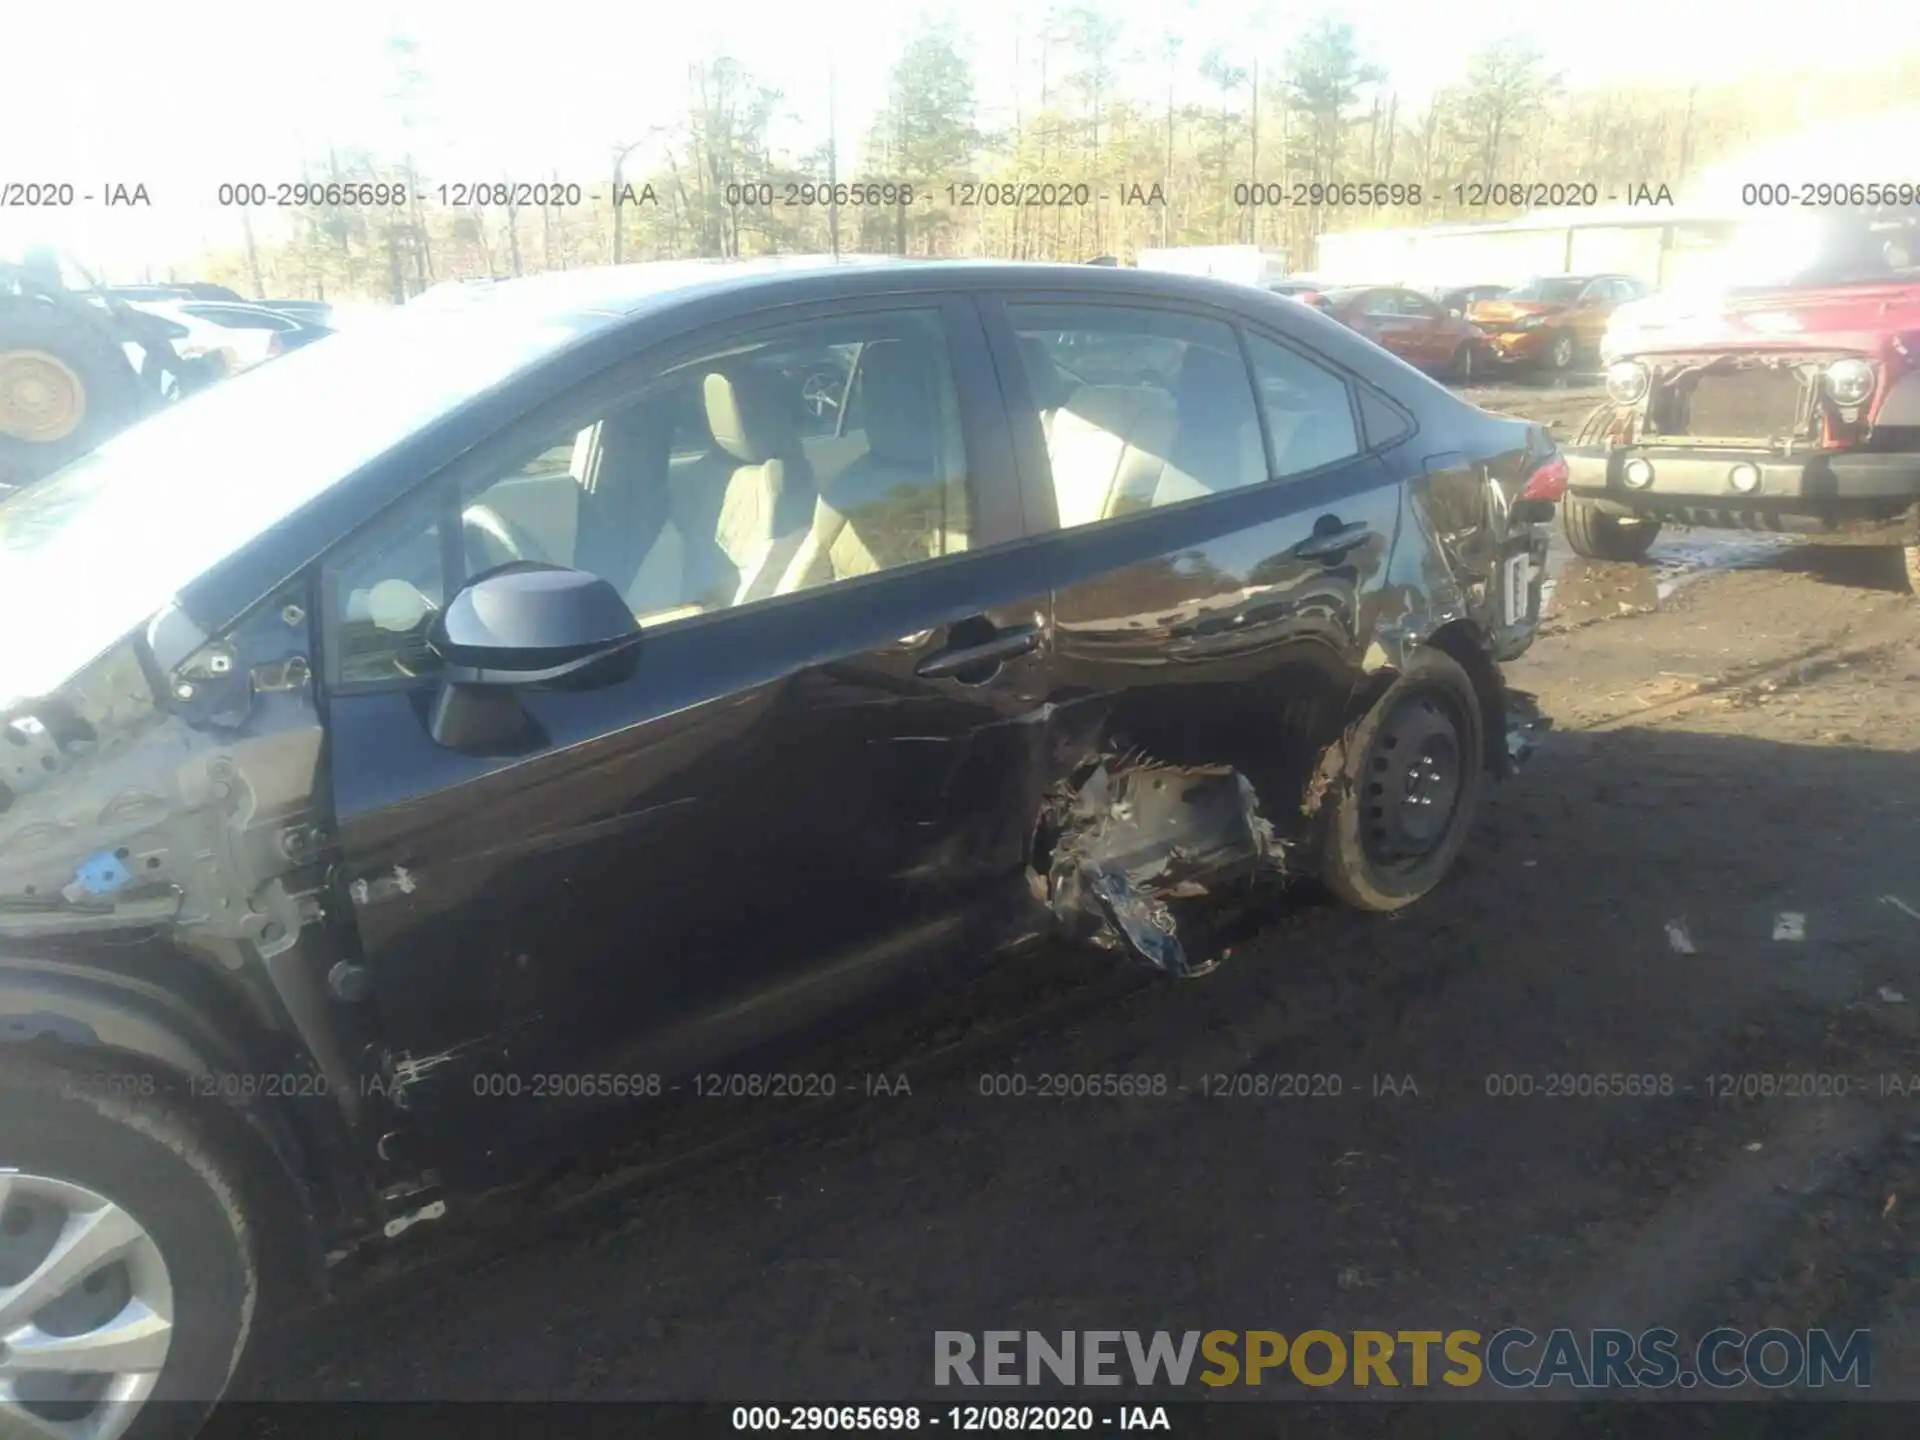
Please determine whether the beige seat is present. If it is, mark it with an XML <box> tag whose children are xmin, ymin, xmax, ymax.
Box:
<box><xmin>622</xmin><ymin>368</ymin><xmax>816</xmax><ymax>617</ymax></box>
<box><xmin>1015</xmin><ymin>333</ymin><xmax>1190</xmax><ymax>527</ymax></box>
<box><xmin>784</xmin><ymin>340</ymin><xmax>959</xmax><ymax>587</ymax></box>
<box><xmin>1150</xmin><ymin>343</ymin><xmax>1267</xmax><ymax>506</ymax></box>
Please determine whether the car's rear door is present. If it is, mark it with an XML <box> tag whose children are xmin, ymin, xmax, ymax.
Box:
<box><xmin>977</xmin><ymin>289</ymin><xmax>1404</xmax><ymax>855</ymax></box>
<box><xmin>318</xmin><ymin>292</ymin><xmax>1048</xmax><ymax>1177</ymax></box>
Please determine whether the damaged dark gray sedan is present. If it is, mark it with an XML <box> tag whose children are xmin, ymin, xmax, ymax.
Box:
<box><xmin>0</xmin><ymin>256</ymin><xmax>1560</xmax><ymax>1437</ymax></box>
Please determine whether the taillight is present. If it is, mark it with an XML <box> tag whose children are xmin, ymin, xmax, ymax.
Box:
<box><xmin>1518</xmin><ymin>455</ymin><xmax>1568</xmax><ymax>502</ymax></box>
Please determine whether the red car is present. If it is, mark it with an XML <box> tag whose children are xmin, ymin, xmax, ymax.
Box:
<box><xmin>1563</xmin><ymin>206</ymin><xmax>1920</xmax><ymax>591</ymax></box>
<box><xmin>1302</xmin><ymin>285</ymin><xmax>1485</xmax><ymax>381</ymax></box>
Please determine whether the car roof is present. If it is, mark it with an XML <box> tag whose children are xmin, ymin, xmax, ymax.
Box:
<box><xmin>402</xmin><ymin>255</ymin><xmax>1312</xmax><ymax>328</ymax></box>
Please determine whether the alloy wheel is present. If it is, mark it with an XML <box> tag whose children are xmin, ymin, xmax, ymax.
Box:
<box><xmin>0</xmin><ymin>1170</ymin><xmax>174</xmax><ymax>1440</ymax></box>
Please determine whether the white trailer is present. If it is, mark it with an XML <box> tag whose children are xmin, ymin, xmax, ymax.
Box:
<box><xmin>1134</xmin><ymin>245</ymin><xmax>1289</xmax><ymax>288</ymax></box>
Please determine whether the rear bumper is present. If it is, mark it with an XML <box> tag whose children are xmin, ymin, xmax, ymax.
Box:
<box><xmin>1564</xmin><ymin>444</ymin><xmax>1920</xmax><ymax>540</ymax></box>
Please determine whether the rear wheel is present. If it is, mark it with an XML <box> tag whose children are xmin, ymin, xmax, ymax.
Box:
<box><xmin>0</xmin><ymin>1057</ymin><xmax>259</xmax><ymax>1440</ymax></box>
<box><xmin>1316</xmin><ymin>650</ymin><xmax>1487</xmax><ymax>913</ymax></box>
<box><xmin>0</xmin><ymin>302</ymin><xmax>147</xmax><ymax>488</ymax></box>
<box><xmin>1561</xmin><ymin>494</ymin><xmax>1660</xmax><ymax>562</ymax></box>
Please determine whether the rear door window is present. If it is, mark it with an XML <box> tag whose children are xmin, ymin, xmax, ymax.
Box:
<box><xmin>1244</xmin><ymin>334</ymin><xmax>1362</xmax><ymax>479</ymax></box>
<box><xmin>1006</xmin><ymin>305</ymin><xmax>1266</xmax><ymax>528</ymax></box>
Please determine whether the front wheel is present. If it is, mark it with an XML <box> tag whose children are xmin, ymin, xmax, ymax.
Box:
<box><xmin>1447</xmin><ymin>343</ymin><xmax>1476</xmax><ymax>383</ymax></box>
<box><xmin>1561</xmin><ymin>494</ymin><xmax>1660</xmax><ymax>562</ymax></box>
<box><xmin>1903</xmin><ymin>543</ymin><xmax>1920</xmax><ymax>596</ymax></box>
<box><xmin>1314</xmin><ymin>649</ymin><xmax>1488</xmax><ymax>913</ymax></box>
<box><xmin>0</xmin><ymin>1056</ymin><xmax>260</xmax><ymax>1440</ymax></box>
<box><xmin>1544</xmin><ymin>333</ymin><xmax>1576</xmax><ymax>372</ymax></box>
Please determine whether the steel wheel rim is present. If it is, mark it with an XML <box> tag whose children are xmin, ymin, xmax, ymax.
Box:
<box><xmin>0</xmin><ymin>1170</ymin><xmax>174</xmax><ymax>1440</ymax></box>
<box><xmin>1550</xmin><ymin>336</ymin><xmax>1574</xmax><ymax>369</ymax></box>
<box><xmin>0</xmin><ymin>351</ymin><xmax>87</xmax><ymax>443</ymax></box>
<box><xmin>1359</xmin><ymin>690</ymin><xmax>1466</xmax><ymax>868</ymax></box>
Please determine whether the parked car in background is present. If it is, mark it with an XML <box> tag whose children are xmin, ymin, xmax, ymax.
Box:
<box><xmin>1301</xmin><ymin>285</ymin><xmax>1486</xmax><ymax>380</ymax></box>
<box><xmin>125</xmin><ymin>299</ymin><xmax>332</xmax><ymax>382</ymax></box>
<box><xmin>1468</xmin><ymin>274</ymin><xmax>1648</xmax><ymax>373</ymax></box>
<box><xmin>1564</xmin><ymin>206</ymin><xmax>1920</xmax><ymax>590</ymax></box>
<box><xmin>101</xmin><ymin>283</ymin><xmax>249</xmax><ymax>304</ymax></box>
<box><xmin>258</xmin><ymin>299</ymin><xmax>335</xmax><ymax>327</ymax></box>
<box><xmin>1431</xmin><ymin>283</ymin><xmax>1511</xmax><ymax>315</ymax></box>
<box><xmin>0</xmin><ymin>256</ymin><xmax>1560</xmax><ymax>1440</ymax></box>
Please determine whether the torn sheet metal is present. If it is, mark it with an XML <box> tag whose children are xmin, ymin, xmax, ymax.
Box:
<box><xmin>1038</xmin><ymin>754</ymin><xmax>1285</xmax><ymax>979</ymax></box>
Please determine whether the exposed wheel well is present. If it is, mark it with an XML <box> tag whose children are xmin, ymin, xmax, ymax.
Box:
<box><xmin>1</xmin><ymin>1034</ymin><xmax>331</xmax><ymax>1306</ymax></box>
<box><xmin>1422</xmin><ymin>621</ymin><xmax>1509</xmax><ymax>777</ymax></box>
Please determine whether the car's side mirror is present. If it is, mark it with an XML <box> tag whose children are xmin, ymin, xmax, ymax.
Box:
<box><xmin>426</xmin><ymin>562</ymin><xmax>641</xmax><ymax>753</ymax></box>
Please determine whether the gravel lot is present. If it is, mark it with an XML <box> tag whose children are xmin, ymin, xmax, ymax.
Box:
<box><xmin>214</xmin><ymin>379</ymin><xmax>1920</xmax><ymax>1422</ymax></box>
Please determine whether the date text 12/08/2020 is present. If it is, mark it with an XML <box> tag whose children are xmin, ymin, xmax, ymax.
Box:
<box><xmin>729</xmin><ymin>1406</ymin><xmax>1173</xmax><ymax>1432</ymax></box>
<box><xmin>719</xmin><ymin>181</ymin><xmax>1168</xmax><ymax>208</ymax></box>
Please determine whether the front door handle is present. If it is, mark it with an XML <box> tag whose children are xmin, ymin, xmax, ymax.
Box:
<box><xmin>913</xmin><ymin>624</ymin><xmax>1041</xmax><ymax>680</ymax></box>
<box><xmin>1291</xmin><ymin>519</ymin><xmax>1373</xmax><ymax>562</ymax></box>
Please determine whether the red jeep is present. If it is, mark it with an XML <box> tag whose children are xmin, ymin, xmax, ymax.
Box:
<box><xmin>1562</xmin><ymin>206</ymin><xmax>1920</xmax><ymax>591</ymax></box>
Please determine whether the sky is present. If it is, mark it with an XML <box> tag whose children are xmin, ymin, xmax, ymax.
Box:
<box><xmin>3</xmin><ymin>0</ymin><xmax>1916</xmax><ymax>272</ymax></box>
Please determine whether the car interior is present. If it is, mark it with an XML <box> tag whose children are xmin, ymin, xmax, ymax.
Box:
<box><xmin>1025</xmin><ymin>324</ymin><xmax>1368</xmax><ymax>518</ymax></box>
<box><xmin>333</xmin><ymin>314</ymin><xmax>1368</xmax><ymax>681</ymax></box>
<box><xmin>332</xmin><ymin>328</ymin><xmax>974</xmax><ymax>678</ymax></box>
<box><xmin>1015</xmin><ymin>332</ymin><xmax>1268</xmax><ymax>527</ymax></box>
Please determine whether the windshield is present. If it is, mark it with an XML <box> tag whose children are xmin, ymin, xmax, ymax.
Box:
<box><xmin>1710</xmin><ymin>208</ymin><xmax>1920</xmax><ymax>289</ymax></box>
<box><xmin>0</xmin><ymin>298</ymin><xmax>611</xmax><ymax>710</ymax></box>
<box><xmin>1507</xmin><ymin>278</ymin><xmax>1587</xmax><ymax>304</ymax></box>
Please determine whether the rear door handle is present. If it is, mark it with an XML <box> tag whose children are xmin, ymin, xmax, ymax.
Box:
<box><xmin>913</xmin><ymin>624</ymin><xmax>1041</xmax><ymax>679</ymax></box>
<box><xmin>1291</xmin><ymin>520</ymin><xmax>1373</xmax><ymax>562</ymax></box>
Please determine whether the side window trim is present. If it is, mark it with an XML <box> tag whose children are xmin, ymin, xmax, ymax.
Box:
<box><xmin>320</xmin><ymin>293</ymin><xmax>1016</xmax><ymax>695</ymax></box>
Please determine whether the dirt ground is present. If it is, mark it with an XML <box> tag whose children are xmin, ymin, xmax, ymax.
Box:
<box><xmin>215</xmin><ymin>380</ymin><xmax>1920</xmax><ymax>1422</ymax></box>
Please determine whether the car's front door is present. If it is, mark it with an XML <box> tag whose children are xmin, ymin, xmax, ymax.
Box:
<box><xmin>1355</xmin><ymin>289</ymin><xmax>1424</xmax><ymax>366</ymax></box>
<box><xmin>318</xmin><ymin>295</ymin><xmax>1049</xmax><ymax>1176</ymax></box>
<box><xmin>982</xmin><ymin>294</ymin><xmax>1403</xmax><ymax>872</ymax></box>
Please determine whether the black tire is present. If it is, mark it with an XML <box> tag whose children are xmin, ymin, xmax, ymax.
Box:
<box><xmin>1544</xmin><ymin>332</ymin><xmax>1576</xmax><ymax>372</ymax></box>
<box><xmin>0</xmin><ymin>1054</ymin><xmax>259</xmax><ymax>1440</ymax></box>
<box><xmin>1448</xmin><ymin>343</ymin><xmax>1476</xmax><ymax>383</ymax></box>
<box><xmin>0</xmin><ymin>300</ymin><xmax>148</xmax><ymax>487</ymax></box>
<box><xmin>1315</xmin><ymin>649</ymin><xmax>1487</xmax><ymax>913</ymax></box>
<box><xmin>1561</xmin><ymin>494</ymin><xmax>1661</xmax><ymax>562</ymax></box>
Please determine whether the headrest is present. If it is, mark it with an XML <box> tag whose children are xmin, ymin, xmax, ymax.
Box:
<box><xmin>704</xmin><ymin>368</ymin><xmax>798</xmax><ymax>463</ymax></box>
